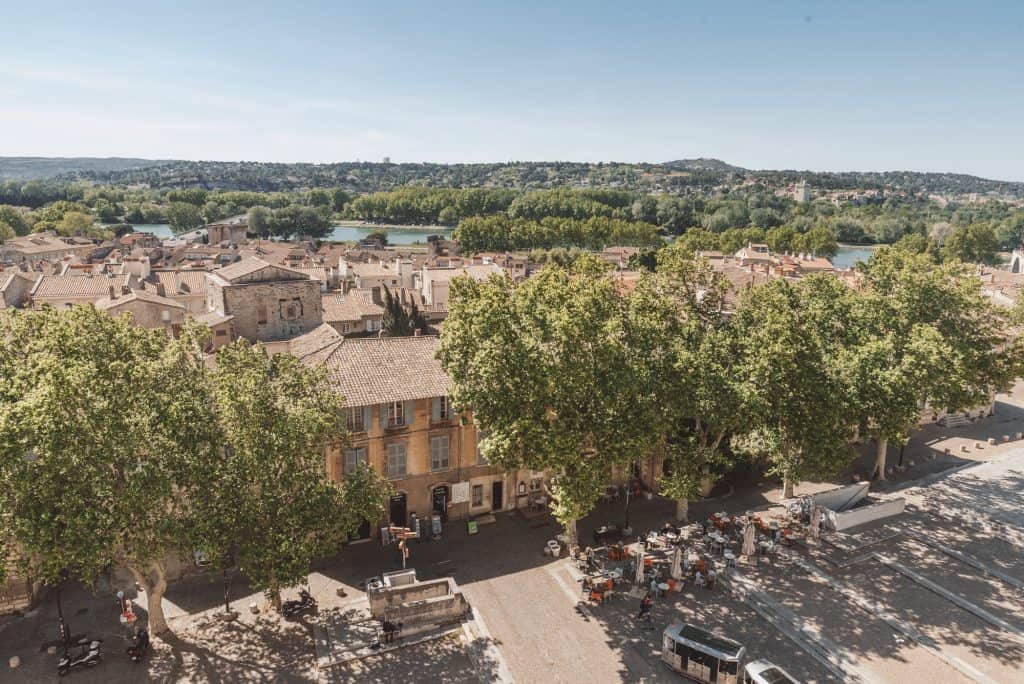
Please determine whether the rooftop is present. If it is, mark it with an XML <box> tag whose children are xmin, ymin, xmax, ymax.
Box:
<box><xmin>322</xmin><ymin>290</ymin><xmax>385</xmax><ymax>323</ymax></box>
<box><xmin>311</xmin><ymin>335</ymin><xmax>449</xmax><ymax>406</ymax></box>
<box><xmin>31</xmin><ymin>273</ymin><xmax>131</xmax><ymax>299</ymax></box>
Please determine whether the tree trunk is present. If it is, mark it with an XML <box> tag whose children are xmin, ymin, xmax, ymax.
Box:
<box><xmin>782</xmin><ymin>476</ymin><xmax>795</xmax><ymax>499</ymax></box>
<box><xmin>267</xmin><ymin>571</ymin><xmax>281</xmax><ymax>611</ymax></box>
<box><xmin>563</xmin><ymin>518</ymin><xmax>578</xmax><ymax>546</ymax></box>
<box><xmin>874</xmin><ymin>437</ymin><xmax>888</xmax><ymax>481</ymax></box>
<box><xmin>675</xmin><ymin>498</ymin><xmax>689</xmax><ymax>523</ymax></box>
<box><xmin>129</xmin><ymin>563</ymin><xmax>170</xmax><ymax>636</ymax></box>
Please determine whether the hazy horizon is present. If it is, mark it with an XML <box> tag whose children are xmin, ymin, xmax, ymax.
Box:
<box><xmin>2</xmin><ymin>1</ymin><xmax>1022</xmax><ymax>181</ymax></box>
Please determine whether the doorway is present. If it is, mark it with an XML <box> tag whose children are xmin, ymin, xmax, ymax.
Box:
<box><xmin>389</xmin><ymin>493</ymin><xmax>407</xmax><ymax>527</ymax></box>
<box><xmin>432</xmin><ymin>485</ymin><xmax>449</xmax><ymax>522</ymax></box>
<box><xmin>491</xmin><ymin>480</ymin><xmax>504</xmax><ymax>511</ymax></box>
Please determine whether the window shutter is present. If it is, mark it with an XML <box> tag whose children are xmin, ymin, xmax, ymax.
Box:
<box><xmin>362</xmin><ymin>406</ymin><xmax>372</xmax><ymax>430</ymax></box>
<box><xmin>405</xmin><ymin>400</ymin><xmax>414</xmax><ymax>426</ymax></box>
<box><xmin>379</xmin><ymin>404</ymin><xmax>387</xmax><ymax>429</ymax></box>
<box><xmin>432</xmin><ymin>397</ymin><xmax>441</xmax><ymax>422</ymax></box>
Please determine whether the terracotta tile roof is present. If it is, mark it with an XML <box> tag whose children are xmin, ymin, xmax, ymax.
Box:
<box><xmin>95</xmin><ymin>289</ymin><xmax>186</xmax><ymax>311</ymax></box>
<box><xmin>149</xmin><ymin>270</ymin><xmax>209</xmax><ymax>296</ymax></box>
<box><xmin>311</xmin><ymin>335</ymin><xmax>449</xmax><ymax>406</ymax></box>
<box><xmin>294</xmin><ymin>266</ymin><xmax>328</xmax><ymax>282</ymax></box>
<box><xmin>423</xmin><ymin>263</ymin><xmax>503</xmax><ymax>282</ymax></box>
<box><xmin>212</xmin><ymin>256</ymin><xmax>307</xmax><ymax>283</ymax></box>
<box><xmin>31</xmin><ymin>274</ymin><xmax>131</xmax><ymax>300</ymax></box>
<box><xmin>322</xmin><ymin>290</ymin><xmax>384</xmax><ymax>323</ymax></box>
<box><xmin>192</xmin><ymin>311</ymin><xmax>234</xmax><ymax>327</ymax></box>
<box><xmin>2</xmin><ymin>233</ymin><xmax>81</xmax><ymax>255</ymax></box>
<box><xmin>287</xmin><ymin>323</ymin><xmax>344</xmax><ymax>363</ymax></box>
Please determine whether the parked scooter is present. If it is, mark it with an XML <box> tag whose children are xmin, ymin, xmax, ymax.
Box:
<box><xmin>57</xmin><ymin>638</ymin><xmax>102</xmax><ymax>676</ymax></box>
<box><xmin>126</xmin><ymin>629</ymin><xmax>150</xmax><ymax>663</ymax></box>
<box><xmin>281</xmin><ymin>588</ymin><xmax>317</xmax><ymax>618</ymax></box>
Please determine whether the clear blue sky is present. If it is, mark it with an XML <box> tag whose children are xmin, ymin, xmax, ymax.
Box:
<box><xmin>1</xmin><ymin>1</ymin><xmax>1022</xmax><ymax>180</ymax></box>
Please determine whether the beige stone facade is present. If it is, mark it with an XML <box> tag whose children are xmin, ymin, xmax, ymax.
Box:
<box><xmin>205</xmin><ymin>258</ymin><xmax>322</xmax><ymax>342</ymax></box>
<box><xmin>326</xmin><ymin>397</ymin><xmax>513</xmax><ymax>535</ymax></box>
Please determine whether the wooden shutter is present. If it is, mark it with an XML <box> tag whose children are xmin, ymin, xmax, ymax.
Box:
<box><xmin>379</xmin><ymin>404</ymin><xmax>387</xmax><ymax>429</ymax></box>
<box><xmin>405</xmin><ymin>400</ymin><xmax>414</xmax><ymax>426</ymax></box>
<box><xmin>432</xmin><ymin>397</ymin><xmax>441</xmax><ymax>422</ymax></box>
<box><xmin>362</xmin><ymin>406</ymin><xmax>372</xmax><ymax>431</ymax></box>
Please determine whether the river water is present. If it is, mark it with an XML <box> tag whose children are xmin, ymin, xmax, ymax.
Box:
<box><xmin>131</xmin><ymin>225</ymin><xmax>881</xmax><ymax>265</ymax></box>
<box><xmin>132</xmin><ymin>223</ymin><xmax>451</xmax><ymax>245</ymax></box>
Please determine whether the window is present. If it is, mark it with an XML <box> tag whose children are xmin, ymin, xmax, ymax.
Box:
<box><xmin>280</xmin><ymin>297</ymin><xmax>302</xmax><ymax>320</ymax></box>
<box><xmin>472</xmin><ymin>484</ymin><xmax>484</xmax><ymax>507</ymax></box>
<box><xmin>257</xmin><ymin>302</ymin><xmax>267</xmax><ymax>324</ymax></box>
<box><xmin>342</xmin><ymin>323</ymin><xmax>350</xmax><ymax>334</ymax></box>
<box><xmin>386</xmin><ymin>401</ymin><xmax>405</xmax><ymax>428</ymax></box>
<box><xmin>346</xmin><ymin>406</ymin><xmax>365</xmax><ymax>432</ymax></box>
<box><xmin>386</xmin><ymin>443</ymin><xmax>407</xmax><ymax>478</ymax></box>
<box><xmin>343</xmin><ymin>447</ymin><xmax>367</xmax><ymax>475</ymax></box>
<box><xmin>432</xmin><ymin>396</ymin><xmax>453</xmax><ymax>422</ymax></box>
<box><xmin>430</xmin><ymin>435</ymin><xmax>450</xmax><ymax>471</ymax></box>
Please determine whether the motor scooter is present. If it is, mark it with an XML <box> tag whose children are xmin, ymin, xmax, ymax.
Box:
<box><xmin>57</xmin><ymin>637</ymin><xmax>102</xmax><ymax>676</ymax></box>
<box><xmin>281</xmin><ymin>588</ymin><xmax>317</xmax><ymax>618</ymax></box>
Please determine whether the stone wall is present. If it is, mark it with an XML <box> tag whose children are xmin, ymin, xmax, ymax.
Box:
<box><xmin>215</xmin><ymin>279</ymin><xmax>322</xmax><ymax>342</ymax></box>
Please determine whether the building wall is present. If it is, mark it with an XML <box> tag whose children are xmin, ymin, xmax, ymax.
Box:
<box><xmin>210</xmin><ymin>279</ymin><xmax>322</xmax><ymax>342</ymax></box>
<box><xmin>327</xmin><ymin>398</ymin><xmax>512</xmax><ymax>533</ymax></box>
<box><xmin>0</xmin><ymin>275</ymin><xmax>33</xmax><ymax>309</ymax></box>
<box><xmin>104</xmin><ymin>300</ymin><xmax>186</xmax><ymax>331</ymax></box>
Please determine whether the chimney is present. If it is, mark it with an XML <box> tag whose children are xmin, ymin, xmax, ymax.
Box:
<box><xmin>108</xmin><ymin>285</ymin><xmax>116</xmax><ymax>300</ymax></box>
<box><xmin>414</xmin><ymin>329</ymin><xmax>422</xmax><ymax>337</ymax></box>
<box><xmin>371</xmin><ymin>286</ymin><xmax>382</xmax><ymax>305</ymax></box>
<box><xmin>156</xmin><ymin>283</ymin><xmax>166</xmax><ymax>297</ymax></box>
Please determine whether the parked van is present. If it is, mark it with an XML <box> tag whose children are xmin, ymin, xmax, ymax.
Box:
<box><xmin>662</xmin><ymin>620</ymin><xmax>746</xmax><ymax>684</ymax></box>
<box><xmin>743</xmin><ymin>660</ymin><xmax>800</xmax><ymax>684</ymax></box>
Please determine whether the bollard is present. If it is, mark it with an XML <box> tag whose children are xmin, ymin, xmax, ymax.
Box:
<box><xmin>1017</xmin><ymin>432</ymin><xmax>1023</xmax><ymax>440</ymax></box>
<box><xmin>249</xmin><ymin>602</ymin><xmax>259</xmax><ymax>615</ymax></box>
<box><xmin>975</xmin><ymin>441</ymin><xmax>984</xmax><ymax>449</ymax></box>
<box><xmin>1003</xmin><ymin>435</ymin><xmax>1010</xmax><ymax>443</ymax></box>
<box><xmin>988</xmin><ymin>438</ymin><xmax>997</xmax><ymax>446</ymax></box>
<box><xmin>8</xmin><ymin>656</ymin><xmax>20</xmax><ymax>669</ymax></box>
<box><xmin>944</xmin><ymin>447</ymin><xmax>951</xmax><ymax>455</ymax></box>
<box><xmin>961</xmin><ymin>444</ymin><xmax>970</xmax><ymax>452</ymax></box>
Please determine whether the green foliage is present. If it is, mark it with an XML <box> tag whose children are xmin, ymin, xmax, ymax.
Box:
<box><xmin>205</xmin><ymin>342</ymin><xmax>390</xmax><ymax>601</ymax></box>
<box><xmin>381</xmin><ymin>286</ymin><xmax>427</xmax><ymax>336</ymax></box>
<box><xmin>0</xmin><ymin>309</ymin><xmax>219</xmax><ymax>632</ymax></box>
<box><xmin>0</xmin><ymin>205</ymin><xmax>32</xmax><ymax>236</ymax></box>
<box><xmin>940</xmin><ymin>223</ymin><xmax>1000</xmax><ymax>265</ymax></box>
<box><xmin>438</xmin><ymin>266</ymin><xmax>650</xmax><ymax>537</ymax></box>
<box><xmin>455</xmin><ymin>214</ymin><xmax>661</xmax><ymax>252</ymax></box>
<box><xmin>166</xmin><ymin>201</ymin><xmax>204</xmax><ymax>232</ymax></box>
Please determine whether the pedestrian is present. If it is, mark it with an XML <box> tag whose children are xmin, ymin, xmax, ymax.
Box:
<box><xmin>637</xmin><ymin>592</ymin><xmax>653</xmax><ymax>619</ymax></box>
<box><xmin>650</xmin><ymin>576</ymin><xmax>659</xmax><ymax>597</ymax></box>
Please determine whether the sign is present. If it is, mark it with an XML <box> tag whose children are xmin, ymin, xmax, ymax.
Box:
<box><xmin>451</xmin><ymin>482</ymin><xmax>470</xmax><ymax>504</ymax></box>
<box><xmin>467</xmin><ymin>521</ymin><xmax>479</xmax><ymax>535</ymax></box>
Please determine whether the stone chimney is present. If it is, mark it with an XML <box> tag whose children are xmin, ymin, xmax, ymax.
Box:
<box><xmin>108</xmin><ymin>285</ymin><xmax>117</xmax><ymax>300</ymax></box>
<box><xmin>156</xmin><ymin>283</ymin><xmax>166</xmax><ymax>297</ymax></box>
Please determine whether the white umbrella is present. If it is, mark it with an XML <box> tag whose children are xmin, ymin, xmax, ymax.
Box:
<box><xmin>742</xmin><ymin>523</ymin><xmax>757</xmax><ymax>557</ymax></box>
<box><xmin>635</xmin><ymin>546</ymin><xmax>646</xmax><ymax>586</ymax></box>
<box><xmin>810</xmin><ymin>506</ymin><xmax>822</xmax><ymax>541</ymax></box>
<box><xmin>670</xmin><ymin>546</ymin><xmax>683</xmax><ymax>581</ymax></box>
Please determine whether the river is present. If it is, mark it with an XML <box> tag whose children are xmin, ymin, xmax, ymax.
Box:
<box><xmin>832</xmin><ymin>244</ymin><xmax>879</xmax><ymax>269</ymax></box>
<box><xmin>132</xmin><ymin>223</ymin><xmax>452</xmax><ymax>245</ymax></box>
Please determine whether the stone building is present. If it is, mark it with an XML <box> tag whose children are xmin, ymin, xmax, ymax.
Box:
<box><xmin>296</xmin><ymin>332</ymin><xmax>515</xmax><ymax>539</ymax></box>
<box><xmin>321</xmin><ymin>288</ymin><xmax>385</xmax><ymax>336</ymax></box>
<box><xmin>0</xmin><ymin>231</ymin><xmax>95</xmax><ymax>263</ymax></box>
<box><xmin>29</xmin><ymin>273</ymin><xmax>132</xmax><ymax>309</ymax></box>
<box><xmin>94</xmin><ymin>288</ymin><xmax>187</xmax><ymax>333</ymax></box>
<box><xmin>205</xmin><ymin>257</ymin><xmax>322</xmax><ymax>342</ymax></box>
<box><xmin>206</xmin><ymin>215</ymin><xmax>249</xmax><ymax>244</ymax></box>
<box><xmin>0</xmin><ymin>270</ymin><xmax>35</xmax><ymax>308</ymax></box>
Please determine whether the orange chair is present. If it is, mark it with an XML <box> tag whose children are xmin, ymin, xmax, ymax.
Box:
<box><xmin>589</xmin><ymin>589</ymin><xmax>604</xmax><ymax>605</ymax></box>
<box><xmin>644</xmin><ymin>557</ymin><xmax>653</xmax><ymax>568</ymax></box>
<box><xmin>667</xmin><ymin>579</ymin><xmax>676</xmax><ymax>593</ymax></box>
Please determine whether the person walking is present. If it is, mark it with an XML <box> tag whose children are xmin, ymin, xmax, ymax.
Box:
<box><xmin>637</xmin><ymin>592</ymin><xmax>653</xmax><ymax>619</ymax></box>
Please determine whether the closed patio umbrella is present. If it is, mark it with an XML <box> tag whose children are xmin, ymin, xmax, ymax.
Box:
<box><xmin>670</xmin><ymin>546</ymin><xmax>683</xmax><ymax>581</ymax></box>
<box><xmin>635</xmin><ymin>546</ymin><xmax>645</xmax><ymax>586</ymax></box>
<box><xmin>810</xmin><ymin>506</ymin><xmax>822</xmax><ymax>541</ymax></box>
<box><xmin>742</xmin><ymin>523</ymin><xmax>757</xmax><ymax>557</ymax></box>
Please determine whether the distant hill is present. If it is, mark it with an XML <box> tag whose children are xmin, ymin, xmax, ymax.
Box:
<box><xmin>2</xmin><ymin>156</ymin><xmax>1021</xmax><ymax>198</ymax></box>
<box><xmin>0</xmin><ymin>157</ymin><xmax>174</xmax><ymax>181</ymax></box>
